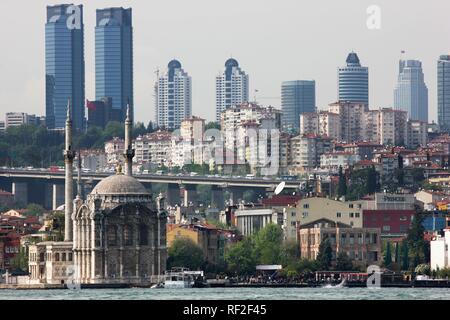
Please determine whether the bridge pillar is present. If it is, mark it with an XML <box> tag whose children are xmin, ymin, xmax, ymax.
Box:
<box><xmin>182</xmin><ymin>185</ymin><xmax>198</xmax><ymax>207</ymax></box>
<box><xmin>211</xmin><ymin>186</ymin><xmax>225</xmax><ymax>210</ymax></box>
<box><xmin>12</xmin><ymin>182</ymin><xmax>28</xmax><ymax>205</ymax></box>
<box><xmin>228</xmin><ymin>187</ymin><xmax>244</xmax><ymax>206</ymax></box>
<box><xmin>166</xmin><ymin>184</ymin><xmax>181</xmax><ymax>207</ymax></box>
<box><xmin>52</xmin><ymin>184</ymin><xmax>65</xmax><ymax>211</ymax></box>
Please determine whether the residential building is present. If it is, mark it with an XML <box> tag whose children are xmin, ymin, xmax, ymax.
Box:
<box><xmin>375</xmin><ymin>108</ymin><xmax>408</xmax><ymax>146</ymax></box>
<box><xmin>215</xmin><ymin>58</ymin><xmax>249</xmax><ymax>122</ymax></box>
<box><xmin>80</xmin><ymin>149</ymin><xmax>107</xmax><ymax>173</ymax></box>
<box><xmin>134</xmin><ymin>131</ymin><xmax>172</xmax><ymax>167</ymax></box>
<box><xmin>5</xmin><ymin>113</ymin><xmax>37</xmax><ymax>128</ymax></box>
<box><xmin>299</xmin><ymin>218</ymin><xmax>381</xmax><ymax>266</ymax></box>
<box><xmin>290</xmin><ymin>134</ymin><xmax>333</xmax><ymax>173</ymax></box>
<box><xmin>296</xmin><ymin>197</ymin><xmax>364</xmax><ymax>228</ymax></box>
<box><xmin>438</xmin><ymin>55</ymin><xmax>450</xmax><ymax>132</ymax></box>
<box><xmin>155</xmin><ymin>60</ymin><xmax>192</xmax><ymax>130</ymax></box>
<box><xmin>300</xmin><ymin>111</ymin><xmax>341</xmax><ymax>140</ymax></box>
<box><xmin>95</xmin><ymin>7</ymin><xmax>133</xmax><ymax>117</ymax></box>
<box><xmin>281</xmin><ymin>80</ymin><xmax>315</xmax><ymax>132</ymax></box>
<box><xmin>234</xmin><ymin>208</ymin><xmax>280</xmax><ymax>237</ymax></box>
<box><xmin>105</xmin><ymin>137</ymin><xmax>124</xmax><ymax>165</ymax></box>
<box><xmin>328</xmin><ymin>101</ymin><xmax>369</xmax><ymax>143</ymax></box>
<box><xmin>320</xmin><ymin>152</ymin><xmax>360</xmax><ymax>170</ymax></box>
<box><xmin>394</xmin><ymin>59</ymin><xmax>428</xmax><ymax>122</ymax></box>
<box><xmin>45</xmin><ymin>4</ymin><xmax>85</xmax><ymax>130</ymax></box>
<box><xmin>430</xmin><ymin>218</ymin><xmax>450</xmax><ymax>270</ymax></box>
<box><xmin>338</xmin><ymin>52</ymin><xmax>369</xmax><ymax>105</ymax></box>
<box><xmin>167</xmin><ymin>224</ymin><xmax>223</xmax><ymax>265</ymax></box>
<box><xmin>407</xmin><ymin>120</ymin><xmax>427</xmax><ymax>149</ymax></box>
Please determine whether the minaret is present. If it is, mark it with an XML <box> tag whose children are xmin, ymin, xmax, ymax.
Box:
<box><xmin>64</xmin><ymin>100</ymin><xmax>75</xmax><ymax>242</ymax></box>
<box><xmin>123</xmin><ymin>104</ymin><xmax>135</xmax><ymax>176</ymax></box>
<box><xmin>76</xmin><ymin>150</ymin><xmax>83</xmax><ymax>200</ymax></box>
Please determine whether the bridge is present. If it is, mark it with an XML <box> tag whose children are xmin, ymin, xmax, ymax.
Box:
<box><xmin>0</xmin><ymin>168</ymin><xmax>303</xmax><ymax>210</ymax></box>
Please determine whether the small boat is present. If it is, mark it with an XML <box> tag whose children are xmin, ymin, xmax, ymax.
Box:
<box><xmin>163</xmin><ymin>268</ymin><xmax>208</xmax><ymax>289</ymax></box>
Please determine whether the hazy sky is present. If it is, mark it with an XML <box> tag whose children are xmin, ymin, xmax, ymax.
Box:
<box><xmin>0</xmin><ymin>0</ymin><xmax>449</xmax><ymax>123</ymax></box>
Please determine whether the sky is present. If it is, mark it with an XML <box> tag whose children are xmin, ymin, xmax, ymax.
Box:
<box><xmin>0</xmin><ymin>0</ymin><xmax>449</xmax><ymax>124</ymax></box>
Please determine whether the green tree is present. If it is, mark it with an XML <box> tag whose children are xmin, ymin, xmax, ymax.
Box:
<box><xmin>406</xmin><ymin>214</ymin><xmax>430</xmax><ymax>269</ymax></box>
<box><xmin>394</xmin><ymin>242</ymin><xmax>399</xmax><ymax>263</ymax></box>
<box><xmin>316</xmin><ymin>239</ymin><xmax>332</xmax><ymax>270</ymax></box>
<box><xmin>10</xmin><ymin>247</ymin><xmax>28</xmax><ymax>272</ymax></box>
<box><xmin>167</xmin><ymin>238</ymin><xmax>204</xmax><ymax>270</ymax></box>
<box><xmin>25</xmin><ymin>203</ymin><xmax>45</xmax><ymax>216</ymax></box>
<box><xmin>225</xmin><ymin>237</ymin><xmax>257</xmax><ymax>276</ymax></box>
<box><xmin>384</xmin><ymin>242</ymin><xmax>392</xmax><ymax>268</ymax></box>
<box><xmin>279</xmin><ymin>240</ymin><xmax>300</xmax><ymax>268</ymax></box>
<box><xmin>337</xmin><ymin>166</ymin><xmax>347</xmax><ymax>198</ymax></box>
<box><xmin>205</xmin><ymin>122</ymin><xmax>221</xmax><ymax>130</ymax></box>
<box><xmin>401</xmin><ymin>241</ymin><xmax>409</xmax><ymax>271</ymax></box>
<box><xmin>335</xmin><ymin>252</ymin><xmax>353</xmax><ymax>271</ymax></box>
<box><xmin>254</xmin><ymin>224</ymin><xmax>283</xmax><ymax>265</ymax></box>
<box><xmin>366</xmin><ymin>165</ymin><xmax>378</xmax><ymax>194</ymax></box>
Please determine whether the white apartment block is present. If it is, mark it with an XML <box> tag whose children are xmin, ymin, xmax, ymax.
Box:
<box><xmin>374</xmin><ymin>108</ymin><xmax>408</xmax><ymax>146</ymax></box>
<box><xmin>299</xmin><ymin>112</ymin><xmax>319</xmax><ymax>135</ymax></box>
<box><xmin>320</xmin><ymin>152</ymin><xmax>360</xmax><ymax>170</ymax></box>
<box><xmin>104</xmin><ymin>137</ymin><xmax>125</xmax><ymax>165</ymax></box>
<box><xmin>299</xmin><ymin>111</ymin><xmax>340</xmax><ymax>140</ymax></box>
<box><xmin>155</xmin><ymin>60</ymin><xmax>192</xmax><ymax>130</ymax></box>
<box><xmin>133</xmin><ymin>130</ymin><xmax>173</xmax><ymax>167</ymax></box>
<box><xmin>328</xmin><ymin>101</ymin><xmax>369</xmax><ymax>143</ymax></box>
<box><xmin>407</xmin><ymin>120</ymin><xmax>427</xmax><ymax>149</ymax></box>
<box><xmin>290</xmin><ymin>134</ymin><xmax>333</xmax><ymax>173</ymax></box>
<box><xmin>5</xmin><ymin>112</ymin><xmax>36</xmax><ymax>128</ymax></box>
<box><xmin>216</xmin><ymin>58</ymin><xmax>249</xmax><ymax>122</ymax></box>
<box><xmin>431</xmin><ymin>226</ymin><xmax>450</xmax><ymax>270</ymax></box>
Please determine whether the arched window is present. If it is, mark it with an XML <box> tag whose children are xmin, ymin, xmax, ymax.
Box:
<box><xmin>55</xmin><ymin>253</ymin><xmax>60</xmax><ymax>261</ymax></box>
<box><xmin>107</xmin><ymin>226</ymin><xmax>117</xmax><ymax>246</ymax></box>
<box><xmin>124</xmin><ymin>225</ymin><xmax>133</xmax><ymax>246</ymax></box>
<box><xmin>139</xmin><ymin>225</ymin><xmax>148</xmax><ymax>246</ymax></box>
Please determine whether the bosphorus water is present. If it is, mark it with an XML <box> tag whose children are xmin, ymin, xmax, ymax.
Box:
<box><xmin>0</xmin><ymin>287</ymin><xmax>449</xmax><ymax>300</ymax></box>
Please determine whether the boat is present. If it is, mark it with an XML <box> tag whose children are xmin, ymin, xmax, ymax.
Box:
<box><xmin>162</xmin><ymin>268</ymin><xmax>208</xmax><ymax>289</ymax></box>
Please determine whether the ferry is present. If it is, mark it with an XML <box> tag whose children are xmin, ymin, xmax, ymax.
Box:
<box><xmin>160</xmin><ymin>268</ymin><xmax>208</xmax><ymax>289</ymax></box>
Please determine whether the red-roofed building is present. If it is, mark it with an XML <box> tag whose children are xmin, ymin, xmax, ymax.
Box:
<box><xmin>363</xmin><ymin>210</ymin><xmax>415</xmax><ymax>238</ymax></box>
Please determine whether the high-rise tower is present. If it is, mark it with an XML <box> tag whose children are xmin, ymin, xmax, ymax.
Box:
<box><xmin>215</xmin><ymin>59</ymin><xmax>249</xmax><ymax>122</ymax></box>
<box><xmin>338</xmin><ymin>52</ymin><xmax>369</xmax><ymax>105</ymax></box>
<box><xmin>46</xmin><ymin>4</ymin><xmax>85</xmax><ymax>130</ymax></box>
<box><xmin>438</xmin><ymin>55</ymin><xmax>450</xmax><ymax>131</ymax></box>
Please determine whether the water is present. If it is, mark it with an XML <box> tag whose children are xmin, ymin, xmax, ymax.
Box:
<box><xmin>0</xmin><ymin>287</ymin><xmax>449</xmax><ymax>300</ymax></box>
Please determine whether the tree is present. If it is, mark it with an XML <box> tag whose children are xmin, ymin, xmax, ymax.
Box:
<box><xmin>366</xmin><ymin>165</ymin><xmax>378</xmax><ymax>194</ymax></box>
<box><xmin>25</xmin><ymin>203</ymin><xmax>45</xmax><ymax>216</ymax></box>
<box><xmin>335</xmin><ymin>252</ymin><xmax>353</xmax><ymax>271</ymax></box>
<box><xmin>225</xmin><ymin>237</ymin><xmax>256</xmax><ymax>276</ymax></box>
<box><xmin>406</xmin><ymin>213</ymin><xmax>430</xmax><ymax>269</ymax></box>
<box><xmin>167</xmin><ymin>238</ymin><xmax>204</xmax><ymax>270</ymax></box>
<box><xmin>337</xmin><ymin>166</ymin><xmax>347</xmax><ymax>198</ymax></box>
<box><xmin>205</xmin><ymin>122</ymin><xmax>221</xmax><ymax>130</ymax></box>
<box><xmin>254</xmin><ymin>224</ymin><xmax>283</xmax><ymax>265</ymax></box>
<box><xmin>384</xmin><ymin>242</ymin><xmax>392</xmax><ymax>268</ymax></box>
<box><xmin>279</xmin><ymin>240</ymin><xmax>300</xmax><ymax>268</ymax></box>
<box><xmin>401</xmin><ymin>241</ymin><xmax>409</xmax><ymax>271</ymax></box>
<box><xmin>10</xmin><ymin>247</ymin><xmax>28</xmax><ymax>272</ymax></box>
<box><xmin>394</xmin><ymin>242</ymin><xmax>399</xmax><ymax>264</ymax></box>
<box><xmin>316</xmin><ymin>239</ymin><xmax>332</xmax><ymax>270</ymax></box>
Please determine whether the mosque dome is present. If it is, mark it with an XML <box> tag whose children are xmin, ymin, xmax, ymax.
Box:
<box><xmin>91</xmin><ymin>174</ymin><xmax>150</xmax><ymax>196</ymax></box>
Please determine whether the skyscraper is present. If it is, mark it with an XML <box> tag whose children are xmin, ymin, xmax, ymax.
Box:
<box><xmin>215</xmin><ymin>58</ymin><xmax>249</xmax><ymax>122</ymax></box>
<box><xmin>95</xmin><ymin>8</ymin><xmax>133</xmax><ymax>122</ymax></box>
<box><xmin>394</xmin><ymin>60</ymin><xmax>428</xmax><ymax>122</ymax></box>
<box><xmin>155</xmin><ymin>60</ymin><xmax>192</xmax><ymax>130</ymax></box>
<box><xmin>46</xmin><ymin>4</ymin><xmax>85</xmax><ymax>130</ymax></box>
<box><xmin>281</xmin><ymin>80</ymin><xmax>316</xmax><ymax>132</ymax></box>
<box><xmin>438</xmin><ymin>55</ymin><xmax>450</xmax><ymax>131</ymax></box>
<box><xmin>338</xmin><ymin>52</ymin><xmax>369</xmax><ymax>105</ymax></box>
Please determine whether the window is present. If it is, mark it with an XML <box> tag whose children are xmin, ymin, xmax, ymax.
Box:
<box><xmin>108</xmin><ymin>226</ymin><xmax>117</xmax><ymax>246</ymax></box>
<box><xmin>349</xmin><ymin>212</ymin><xmax>354</xmax><ymax>218</ymax></box>
<box><xmin>302</xmin><ymin>212</ymin><xmax>309</xmax><ymax>218</ymax></box>
<box><xmin>140</xmin><ymin>225</ymin><xmax>149</xmax><ymax>246</ymax></box>
<box><xmin>336</xmin><ymin>212</ymin><xmax>342</xmax><ymax>218</ymax></box>
<box><xmin>62</xmin><ymin>253</ymin><xmax>66</xmax><ymax>262</ymax></box>
<box><xmin>68</xmin><ymin>253</ymin><xmax>73</xmax><ymax>262</ymax></box>
<box><xmin>399</xmin><ymin>225</ymin><xmax>408</xmax><ymax>233</ymax></box>
<box><xmin>55</xmin><ymin>253</ymin><xmax>60</xmax><ymax>261</ymax></box>
<box><xmin>303</xmin><ymin>204</ymin><xmax>309</xmax><ymax>209</ymax></box>
<box><xmin>124</xmin><ymin>225</ymin><xmax>133</xmax><ymax>246</ymax></box>
<box><xmin>355</xmin><ymin>212</ymin><xmax>360</xmax><ymax>218</ymax></box>
<box><xmin>382</xmin><ymin>225</ymin><xmax>391</xmax><ymax>231</ymax></box>
<box><xmin>291</xmin><ymin>212</ymin><xmax>296</xmax><ymax>217</ymax></box>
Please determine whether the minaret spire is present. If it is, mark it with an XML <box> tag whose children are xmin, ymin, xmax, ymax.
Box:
<box><xmin>76</xmin><ymin>150</ymin><xmax>83</xmax><ymax>200</ymax></box>
<box><xmin>123</xmin><ymin>103</ymin><xmax>134</xmax><ymax>176</ymax></box>
<box><xmin>64</xmin><ymin>99</ymin><xmax>75</xmax><ymax>242</ymax></box>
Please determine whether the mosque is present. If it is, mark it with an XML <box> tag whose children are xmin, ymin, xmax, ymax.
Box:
<box><xmin>28</xmin><ymin>103</ymin><xmax>167</xmax><ymax>286</ymax></box>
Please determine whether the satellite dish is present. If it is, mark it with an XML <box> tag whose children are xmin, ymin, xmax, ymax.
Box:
<box><xmin>274</xmin><ymin>182</ymin><xmax>286</xmax><ymax>195</ymax></box>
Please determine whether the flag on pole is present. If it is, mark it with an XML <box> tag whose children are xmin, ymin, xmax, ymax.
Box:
<box><xmin>86</xmin><ymin>99</ymin><xmax>96</xmax><ymax>110</ymax></box>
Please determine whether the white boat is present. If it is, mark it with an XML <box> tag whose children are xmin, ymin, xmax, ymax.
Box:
<box><xmin>163</xmin><ymin>268</ymin><xmax>206</xmax><ymax>289</ymax></box>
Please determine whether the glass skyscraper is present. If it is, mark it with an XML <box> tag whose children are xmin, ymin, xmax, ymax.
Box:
<box><xmin>281</xmin><ymin>80</ymin><xmax>316</xmax><ymax>132</ymax></box>
<box><xmin>338</xmin><ymin>52</ymin><xmax>369</xmax><ymax>105</ymax></box>
<box><xmin>46</xmin><ymin>4</ymin><xmax>85</xmax><ymax>130</ymax></box>
<box><xmin>438</xmin><ymin>55</ymin><xmax>450</xmax><ymax>131</ymax></box>
<box><xmin>95</xmin><ymin>7</ymin><xmax>133</xmax><ymax>121</ymax></box>
<box><xmin>394</xmin><ymin>60</ymin><xmax>428</xmax><ymax>122</ymax></box>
